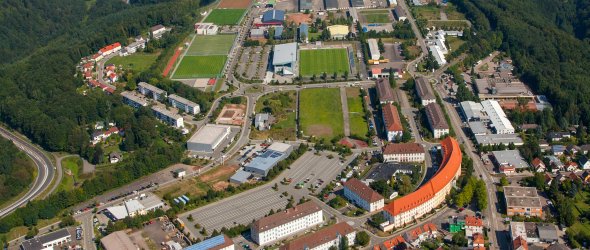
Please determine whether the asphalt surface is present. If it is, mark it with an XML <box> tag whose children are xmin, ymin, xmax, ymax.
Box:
<box><xmin>0</xmin><ymin>127</ymin><xmax>55</xmax><ymax>218</ymax></box>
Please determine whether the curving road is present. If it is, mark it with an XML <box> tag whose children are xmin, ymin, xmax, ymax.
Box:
<box><xmin>0</xmin><ymin>126</ymin><xmax>55</xmax><ymax>218</ymax></box>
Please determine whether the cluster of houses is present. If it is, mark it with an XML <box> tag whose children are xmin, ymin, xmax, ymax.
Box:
<box><xmin>374</xmin><ymin>223</ymin><xmax>441</xmax><ymax>250</ymax></box>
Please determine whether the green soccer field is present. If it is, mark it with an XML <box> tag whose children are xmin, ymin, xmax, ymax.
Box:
<box><xmin>172</xmin><ymin>55</ymin><xmax>226</xmax><ymax>79</ymax></box>
<box><xmin>299</xmin><ymin>88</ymin><xmax>344</xmax><ymax>139</ymax></box>
<box><xmin>360</xmin><ymin>10</ymin><xmax>392</xmax><ymax>23</ymax></box>
<box><xmin>299</xmin><ymin>48</ymin><xmax>350</xmax><ymax>76</ymax></box>
<box><xmin>204</xmin><ymin>9</ymin><xmax>246</xmax><ymax>25</ymax></box>
<box><xmin>187</xmin><ymin>35</ymin><xmax>237</xmax><ymax>56</ymax></box>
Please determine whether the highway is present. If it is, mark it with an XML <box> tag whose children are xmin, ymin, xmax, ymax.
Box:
<box><xmin>0</xmin><ymin>127</ymin><xmax>55</xmax><ymax>218</ymax></box>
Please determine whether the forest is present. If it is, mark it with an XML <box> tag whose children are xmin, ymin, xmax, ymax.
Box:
<box><xmin>0</xmin><ymin>137</ymin><xmax>35</xmax><ymax>207</ymax></box>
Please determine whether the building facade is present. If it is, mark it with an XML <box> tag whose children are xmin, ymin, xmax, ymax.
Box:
<box><xmin>382</xmin><ymin>143</ymin><xmax>425</xmax><ymax>162</ymax></box>
<box><xmin>151</xmin><ymin>106</ymin><xmax>184</xmax><ymax>128</ymax></box>
<box><xmin>168</xmin><ymin>94</ymin><xmax>200</xmax><ymax>114</ymax></box>
<box><xmin>343</xmin><ymin>178</ymin><xmax>384</xmax><ymax>212</ymax></box>
<box><xmin>382</xmin><ymin>103</ymin><xmax>403</xmax><ymax>141</ymax></box>
<box><xmin>425</xmin><ymin>103</ymin><xmax>450</xmax><ymax>139</ymax></box>
<box><xmin>280</xmin><ymin>222</ymin><xmax>356</xmax><ymax>250</ymax></box>
<box><xmin>138</xmin><ymin>82</ymin><xmax>167</xmax><ymax>101</ymax></box>
<box><xmin>504</xmin><ymin>186</ymin><xmax>543</xmax><ymax>217</ymax></box>
<box><xmin>415</xmin><ymin>77</ymin><xmax>436</xmax><ymax>106</ymax></box>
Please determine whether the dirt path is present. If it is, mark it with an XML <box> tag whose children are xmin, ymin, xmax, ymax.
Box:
<box><xmin>340</xmin><ymin>87</ymin><xmax>351</xmax><ymax>137</ymax></box>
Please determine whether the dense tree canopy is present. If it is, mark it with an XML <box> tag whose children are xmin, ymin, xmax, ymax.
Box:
<box><xmin>0</xmin><ymin>137</ymin><xmax>35</xmax><ymax>206</ymax></box>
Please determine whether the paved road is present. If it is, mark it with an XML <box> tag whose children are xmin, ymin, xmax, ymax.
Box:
<box><xmin>0</xmin><ymin>127</ymin><xmax>55</xmax><ymax>218</ymax></box>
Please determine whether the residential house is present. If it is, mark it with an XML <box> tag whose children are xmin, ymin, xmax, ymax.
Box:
<box><xmin>565</xmin><ymin>162</ymin><xmax>579</xmax><ymax>172</ymax></box>
<box><xmin>551</xmin><ymin>145</ymin><xmax>566</xmax><ymax>156</ymax></box>
<box><xmin>402</xmin><ymin>223</ymin><xmax>437</xmax><ymax>248</ymax></box>
<box><xmin>471</xmin><ymin>233</ymin><xmax>485</xmax><ymax>248</ymax></box>
<box><xmin>376</xmin><ymin>235</ymin><xmax>406</xmax><ymax>250</ymax></box>
<box><xmin>151</xmin><ymin>24</ymin><xmax>168</xmax><ymax>39</ymax></box>
<box><xmin>582</xmin><ymin>170</ymin><xmax>590</xmax><ymax>184</ymax></box>
<box><xmin>580</xmin><ymin>144</ymin><xmax>590</xmax><ymax>154</ymax></box>
<box><xmin>531</xmin><ymin>158</ymin><xmax>545</xmax><ymax>173</ymax></box>
<box><xmin>464</xmin><ymin>215</ymin><xmax>483</xmax><ymax>237</ymax></box>
<box><xmin>545</xmin><ymin>156</ymin><xmax>563</xmax><ymax>172</ymax></box>
<box><xmin>500</xmin><ymin>165</ymin><xmax>516</xmax><ymax>175</ymax></box>
<box><xmin>109</xmin><ymin>152</ymin><xmax>122</xmax><ymax>164</ymax></box>
<box><xmin>544</xmin><ymin>173</ymin><xmax>553</xmax><ymax>186</ymax></box>
<box><xmin>579</xmin><ymin>156</ymin><xmax>590</xmax><ymax>170</ymax></box>
<box><xmin>547</xmin><ymin>132</ymin><xmax>571</xmax><ymax>142</ymax></box>
<box><xmin>566</xmin><ymin>145</ymin><xmax>580</xmax><ymax>155</ymax></box>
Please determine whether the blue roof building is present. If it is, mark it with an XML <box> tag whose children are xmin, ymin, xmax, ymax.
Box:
<box><xmin>274</xmin><ymin>26</ymin><xmax>284</xmax><ymax>39</ymax></box>
<box><xmin>243</xmin><ymin>142</ymin><xmax>293</xmax><ymax>176</ymax></box>
<box><xmin>298</xmin><ymin>23</ymin><xmax>309</xmax><ymax>42</ymax></box>
<box><xmin>230</xmin><ymin>169</ymin><xmax>252</xmax><ymax>184</ymax></box>
<box><xmin>184</xmin><ymin>234</ymin><xmax>234</xmax><ymax>250</ymax></box>
<box><xmin>262</xmin><ymin>9</ymin><xmax>285</xmax><ymax>24</ymax></box>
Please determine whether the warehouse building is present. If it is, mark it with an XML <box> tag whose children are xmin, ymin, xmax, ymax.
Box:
<box><xmin>252</xmin><ymin>201</ymin><xmax>323</xmax><ymax>246</ymax></box>
<box><xmin>243</xmin><ymin>142</ymin><xmax>293</xmax><ymax>176</ymax></box>
<box><xmin>394</xmin><ymin>6</ymin><xmax>407</xmax><ymax>21</ymax></box>
<box><xmin>424</xmin><ymin>103</ymin><xmax>449</xmax><ymax>139</ymax></box>
<box><xmin>168</xmin><ymin>94</ymin><xmax>200</xmax><ymax>115</ymax></box>
<box><xmin>121</xmin><ymin>91</ymin><xmax>149</xmax><ymax>108</ymax></box>
<box><xmin>230</xmin><ymin>169</ymin><xmax>252</xmax><ymax>184</ymax></box>
<box><xmin>350</xmin><ymin>0</ymin><xmax>364</xmax><ymax>8</ymax></box>
<box><xmin>415</xmin><ymin>77</ymin><xmax>436</xmax><ymax>106</ymax></box>
<box><xmin>474</xmin><ymin>134</ymin><xmax>523</xmax><ymax>146</ymax></box>
<box><xmin>187</xmin><ymin>124</ymin><xmax>232</xmax><ymax>152</ymax></box>
<box><xmin>481</xmin><ymin>100</ymin><xmax>515</xmax><ymax>134</ymax></box>
<box><xmin>262</xmin><ymin>9</ymin><xmax>285</xmax><ymax>26</ymax></box>
<box><xmin>273</xmin><ymin>42</ymin><xmax>298</xmax><ymax>75</ymax></box>
<box><xmin>325</xmin><ymin>0</ymin><xmax>340</xmax><ymax>10</ymax></box>
<box><xmin>101</xmin><ymin>231</ymin><xmax>137</xmax><ymax>250</ymax></box>
<box><xmin>368</xmin><ymin>38</ymin><xmax>381</xmax><ymax>61</ymax></box>
<box><xmin>151</xmin><ymin>105</ymin><xmax>184</xmax><ymax>128</ymax></box>
<box><xmin>299</xmin><ymin>0</ymin><xmax>313</xmax><ymax>11</ymax></box>
<box><xmin>460</xmin><ymin>101</ymin><xmax>485</xmax><ymax>121</ymax></box>
<box><xmin>21</xmin><ymin>228</ymin><xmax>72</xmax><ymax>250</ymax></box>
<box><xmin>138</xmin><ymin>82</ymin><xmax>167</xmax><ymax>101</ymax></box>
<box><xmin>491</xmin><ymin>150</ymin><xmax>529</xmax><ymax>170</ymax></box>
<box><xmin>327</xmin><ymin>25</ymin><xmax>349</xmax><ymax>39</ymax></box>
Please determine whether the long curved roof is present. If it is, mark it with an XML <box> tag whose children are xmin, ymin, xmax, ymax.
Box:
<box><xmin>383</xmin><ymin>137</ymin><xmax>462</xmax><ymax>216</ymax></box>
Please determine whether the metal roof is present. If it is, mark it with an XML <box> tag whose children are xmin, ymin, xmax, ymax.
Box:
<box><xmin>184</xmin><ymin>234</ymin><xmax>230</xmax><ymax>250</ymax></box>
<box><xmin>273</xmin><ymin>42</ymin><xmax>297</xmax><ymax>65</ymax></box>
<box><xmin>245</xmin><ymin>149</ymin><xmax>286</xmax><ymax>174</ymax></box>
<box><xmin>262</xmin><ymin>9</ymin><xmax>285</xmax><ymax>22</ymax></box>
<box><xmin>230</xmin><ymin>169</ymin><xmax>252</xmax><ymax>183</ymax></box>
<box><xmin>492</xmin><ymin>150</ymin><xmax>529</xmax><ymax>169</ymax></box>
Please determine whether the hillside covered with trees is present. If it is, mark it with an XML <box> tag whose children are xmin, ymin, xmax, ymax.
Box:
<box><xmin>0</xmin><ymin>137</ymin><xmax>35</xmax><ymax>207</ymax></box>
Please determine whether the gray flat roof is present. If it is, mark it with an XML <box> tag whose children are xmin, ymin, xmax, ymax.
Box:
<box><xmin>266</xmin><ymin>142</ymin><xmax>292</xmax><ymax>153</ymax></box>
<box><xmin>138</xmin><ymin>82</ymin><xmax>166</xmax><ymax>94</ymax></box>
<box><xmin>506</xmin><ymin>196</ymin><xmax>542</xmax><ymax>208</ymax></box>
<box><xmin>121</xmin><ymin>91</ymin><xmax>149</xmax><ymax>106</ymax></box>
<box><xmin>152</xmin><ymin>105</ymin><xmax>182</xmax><ymax>119</ymax></box>
<box><xmin>230</xmin><ymin>169</ymin><xmax>252</xmax><ymax>183</ymax></box>
<box><xmin>188</xmin><ymin>124</ymin><xmax>231</xmax><ymax>145</ymax></box>
<box><xmin>475</xmin><ymin>134</ymin><xmax>523</xmax><ymax>146</ymax></box>
<box><xmin>273</xmin><ymin>42</ymin><xmax>297</xmax><ymax>65</ymax></box>
<box><xmin>245</xmin><ymin>149</ymin><xmax>286</xmax><ymax>174</ymax></box>
<box><xmin>491</xmin><ymin>150</ymin><xmax>529</xmax><ymax>169</ymax></box>
<box><xmin>21</xmin><ymin>228</ymin><xmax>71</xmax><ymax>250</ymax></box>
<box><xmin>468</xmin><ymin>121</ymin><xmax>488</xmax><ymax>135</ymax></box>
<box><xmin>460</xmin><ymin>101</ymin><xmax>485</xmax><ymax>120</ymax></box>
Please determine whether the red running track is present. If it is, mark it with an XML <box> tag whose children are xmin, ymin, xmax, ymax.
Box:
<box><xmin>163</xmin><ymin>48</ymin><xmax>182</xmax><ymax>77</ymax></box>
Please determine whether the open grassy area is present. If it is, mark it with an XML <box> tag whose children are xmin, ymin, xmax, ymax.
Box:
<box><xmin>106</xmin><ymin>53</ymin><xmax>158</xmax><ymax>71</ymax></box>
<box><xmin>57</xmin><ymin>156</ymin><xmax>83</xmax><ymax>192</ymax></box>
<box><xmin>413</xmin><ymin>5</ymin><xmax>440</xmax><ymax>20</ymax></box>
<box><xmin>346</xmin><ymin>88</ymin><xmax>368</xmax><ymax>140</ymax></box>
<box><xmin>251</xmin><ymin>91</ymin><xmax>297</xmax><ymax>141</ymax></box>
<box><xmin>446</xmin><ymin>36</ymin><xmax>466</xmax><ymax>51</ymax></box>
<box><xmin>300</xmin><ymin>88</ymin><xmax>343</xmax><ymax>139</ymax></box>
<box><xmin>427</xmin><ymin>20</ymin><xmax>470</xmax><ymax>29</ymax></box>
<box><xmin>155</xmin><ymin>165</ymin><xmax>238</xmax><ymax>198</ymax></box>
<box><xmin>172</xmin><ymin>55</ymin><xmax>226</xmax><ymax>79</ymax></box>
<box><xmin>443</xmin><ymin>3</ymin><xmax>466</xmax><ymax>20</ymax></box>
<box><xmin>186</xmin><ymin>35</ymin><xmax>237</xmax><ymax>56</ymax></box>
<box><xmin>360</xmin><ymin>10</ymin><xmax>391</xmax><ymax>23</ymax></box>
<box><xmin>204</xmin><ymin>9</ymin><xmax>246</xmax><ymax>25</ymax></box>
<box><xmin>299</xmin><ymin>48</ymin><xmax>350</xmax><ymax>76</ymax></box>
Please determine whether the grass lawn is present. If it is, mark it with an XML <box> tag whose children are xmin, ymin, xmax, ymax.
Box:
<box><xmin>204</xmin><ymin>9</ymin><xmax>246</xmax><ymax>25</ymax></box>
<box><xmin>106</xmin><ymin>53</ymin><xmax>158</xmax><ymax>72</ymax></box>
<box><xmin>300</xmin><ymin>88</ymin><xmax>344</xmax><ymax>139</ymax></box>
<box><xmin>57</xmin><ymin>156</ymin><xmax>83</xmax><ymax>192</ymax></box>
<box><xmin>427</xmin><ymin>20</ymin><xmax>470</xmax><ymax>29</ymax></box>
<box><xmin>413</xmin><ymin>6</ymin><xmax>440</xmax><ymax>20</ymax></box>
<box><xmin>251</xmin><ymin>91</ymin><xmax>297</xmax><ymax>141</ymax></box>
<box><xmin>187</xmin><ymin>35</ymin><xmax>237</xmax><ymax>56</ymax></box>
<box><xmin>299</xmin><ymin>49</ymin><xmax>350</xmax><ymax>76</ymax></box>
<box><xmin>446</xmin><ymin>36</ymin><xmax>466</xmax><ymax>51</ymax></box>
<box><xmin>155</xmin><ymin>165</ymin><xmax>238</xmax><ymax>198</ymax></box>
<box><xmin>346</xmin><ymin>88</ymin><xmax>368</xmax><ymax>140</ymax></box>
<box><xmin>443</xmin><ymin>3</ymin><xmax>466</xmax><ymax>20</ymax></box>
<box><xmin>172</xmin><ymin>55</ymin><xmax>226</xmax><ymax>78</ymax></box>
<box><xmin>571</xmin><ymin>191</ymin><xmax>590</xmax><ymax>234</ymax></box>
<box><xmin>360</xmin><ymin>10</ymin><xmax>391</xmax><ymax>23</ymax></box>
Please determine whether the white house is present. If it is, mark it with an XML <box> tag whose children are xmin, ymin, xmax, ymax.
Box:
<box><xmin>343</xmin><ymin>178</ymin><xmax>384</xmax><ymax>212</ymax></box>
<box><xmin>382</xmin><ymin>143</ymin><xmax>426</xmax><ymax>163</ymax></box>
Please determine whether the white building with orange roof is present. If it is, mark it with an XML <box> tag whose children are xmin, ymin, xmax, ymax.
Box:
<box><xmin>343</xmin><ymin>178</ymin><xmax>384</xmax><ymax>212</ymax></box>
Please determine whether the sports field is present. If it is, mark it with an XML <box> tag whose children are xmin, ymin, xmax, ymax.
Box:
<box><xmin>360</xmin><ymin>10</ymin><xmax>391</xmax><ymax>23</ymax></box>
<box><xmin>300</xmin><ymin>88</ymin><xmax>344</xmax><ymax>139</ymax></box>
<box><xmin>186</xmin><ymin>35</ymin><xmax>236</xmax><ymax>56</ymax></box>
<box><xmin>299</xmin><ymin>48</ymin><xmax>350</xmax><ymax>76</ymax></box>
<box><xmin>172</xmin><ymin>55</ymin><xmax>226</xmax><ymax>78</ymax></box>
<box><xmin>204</xmin><ymin>9</ymin><xmax>246</xmax><ymax>25</ymax></box>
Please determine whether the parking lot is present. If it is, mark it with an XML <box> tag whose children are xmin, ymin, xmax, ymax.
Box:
<box><xmin>178</xmin><ymin>151</ymin><xmax>351</xmax><ymax>241</ymax></box>
<box><xmin>236</xmin><ymin>46</ymin><xmax>270</xmax><ymax>80</ymax></box>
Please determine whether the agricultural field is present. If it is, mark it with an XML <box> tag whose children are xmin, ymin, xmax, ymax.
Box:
<box><xmin>360</xmin><ymin>10</ymin><xmax>391</xmax><ymax>23</ymax></box>
<box><xmin>204</xmin><ymin>9</ymin><xmax>246</xmax><ymax>25</ymax></box>
<box><xmin>299</xmin><ymin>48</ymin><xmax>350</xmax><ymax>76</ymax></box>
<box><xmin>186</xmin><ymin>35</ymin><xmax>237</xmax><ymax>56</ymax></box>
<box><xmin>346</xmin><ymin>88</ymin><xmax>368</xmax><ymax>140</ymax></box>
<box><xmin>299</xmin><ymin>88</ymin><xmax>344</xmax><ymax>139</ymax></box>
<box><xmin>106</xmin><ymin>53</ymin><xmax>158</xmax><ymax>72</ymax></box>
<box><xmin>413</xmin><ymin>5</ymin><xmax>440</xmax><ymax>20</ymax></box>
<box><xmin>172</xmin><ymin>55</ymin><xmax>227</xmax><ymax>78</ymax></box>
<box><xmin>251</xmin><ymin>91</ymin><xmax>297</xmax><ymax>141</ymax></box>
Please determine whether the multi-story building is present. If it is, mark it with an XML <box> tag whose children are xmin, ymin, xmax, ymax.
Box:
<box><xmin>464</xmin><ymin>215</ymin><xmax>483</xmax><ymax>237</ymax></box>
<box><xmin>343</xmin><ymin>178</ymin><xmax>384</xmax><ymax>212</ymax></box>
<box><xmin>382</xmin><ymin>103</ymin><xmax>403</xmax><ymax>141</ymax></box>
<box><xmin>121</xmin><ymin>91</ymin><xmax>149</xmax><ymax>108</ymax></box>
<box><xmin>251</xmin><ymin>201</ymin><xmax>324</xmax><ymax>246</ymax></box>
<box><xmin>424</xmin><ymin>103</ymin><xmax>450</xmax><ymax>139</ymax></box>
<box><xmin>415</xmin><ymin>77</ymin><xmax>436</xmax><ymax>106</ymax></box>
<box><xmin>381</xmin><ymin>137</ymin><xmax>461</xmax><ymax>231</ymax></box>
<box><xmin>504</xmin><ymin>186</ymin><xmax>543</xmax><ymax>217</ymax></box>
<box><xmin>151</xmin><ymin>106</ymin><xmax>184</xmax><ymax>128</ymax></box>
<box><xmin>376</xmin><ymin>78</ymin><xmax>395</xmax><ymax>104</ymax></box>
<box><xmin>280</xmin><ymin>222</ymin><xmax>356</xmax><ymax>250</ymax></box>
<box><xmin>382</xmin><ymin>143</ymin><xmax>425</xmax><ymax>163</ymax></box>
<box><xmin>168</xmin><ymin>94</ymin><xmax>200</xmax><ymax>114</ymax></box>
<box><xmin>481</xmin><ymin>100</ymin><xmax>515</xmax><ymax>134</ymax></box>
<box><xmin>138</xmin><ymin>82</ymin><xmax>167</xmax><ymax>101</ymax></box>
<box><xmin>150</xmin><ymin>24</ymin><xmax>168</xmax><ymax>39</ymax></box>
<box><xmin>99</xmin><ymin>42</ymin><xmax>122</xmax><ymax>56</ymax></box>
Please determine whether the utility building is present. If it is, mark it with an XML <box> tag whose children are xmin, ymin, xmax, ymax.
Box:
<box><xmin>273</xmin><ymin>43</ymin><xmax>298</xmax><ymax>75</ymax></box>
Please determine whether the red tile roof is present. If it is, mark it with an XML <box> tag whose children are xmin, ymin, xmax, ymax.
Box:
<box><xmin>465</xmin><ymin>215</ymin><xmax>483</xmax><ymax>227</ymax></box>
<box><xmin>252</xmin><ymin>201</ymin><xmax>321</xmax><ymax>233</ymax></box>
<box><xmin>513</xmin><ymin>236</ymin><xmax>528</xmax><ymax>250</ymax></box>
<box><xmin>472</xmin><ymin>233</ymin><xmax>484</xmax><ymax>245</ymax></box>
<box><xmin>532</xmin><ymin>158</ymin><xmax>544</xmax><ymax>167</ymax></box>
<box><xmin>372</xmin><ymin>68</ymin><xmax>382</xmax><ymax>74</ymax></box>
<box><xmin>99</xmin><ymin>42</ymin><xmax>122</xmax><ymax>54</ymax></box>
<box><xmin>380</xmin><ymin>235</ymin><xmax>405</xmax><ymax>250</ymax></box>
<box><xmin>382</xmin><ymin>143</ymin><xmax>424</xmax><ymax>155</ymax></box>
<box><xmin>343</xmin><ymin>178</ymin><xmax>383</xmax><ymax>203</ymax></box>
<box><xmin>280</xmin><ymin>222</ymin><xmax>355</xmax><ymax>250</ymax></box>
<box><xmin>383</xmin><ymin>137</ymin><xmax>461</xmax><ymax>216</ymax></box>
<box><xmin>382</xmin><ymin>104</ymin><xmax>403</xmax><ymax>132</ymax></box>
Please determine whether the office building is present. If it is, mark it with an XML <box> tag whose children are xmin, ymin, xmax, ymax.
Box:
<box><xmin>382</xmin><ymin>143</ymin><xmax>425</xmax><ymax>162</ymax></box>
<box><xmin>504</xmin><ymin>186</ymin><xmax>542</xmax><ymax>217</ymax></box>
<box><xmin>343</xmin><ymin>178</ymin><xmax>384</xmax><ymax>212</ymax></box>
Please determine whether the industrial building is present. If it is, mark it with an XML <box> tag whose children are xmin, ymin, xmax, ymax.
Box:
<box><xmin>230</xmin><ymin>169</ymin><xmax>253</xmax><ymax>184</ymax></box>
<box><xmin>343</xmin><ymin>178</ymin><xmax>384</xmax><ymax>212</ymax></box>
<box><xmin>121</xmin><ymin>91</ymin><xmax>149</xmax><ymax>108</ymax></box>
<box><xmin>252</xmin><ymin>201</ymin><xmax>323</xmax><ymax>246</ymax></box>
<box><xmin>474</xmin><ymin>75</ymin><xmax>534</xmax><ymax>101</ymax></box>
<box><xmin>427</xmin><ymin>30</ymin><xmax>448</xmax><ymax>66</ymax></box>
<box><xmin>261</xmin><ymin>9</ymin><xmax>286</xmax><ymax>26</ymax></box>
<box><xmin>299</xmin><ymin>23</ymin><xmax>309</xmax><ymax>43</ymax></box>
<box><xmin>327</xmin><ymin>25</ymin><xmax>349</xmax><ymax>39</ymax></box>
<box><xmin>415</xmin><ymin>77</ymin><xmax>436</xmax><ymax>106</ymax></box>
<box><xmin>491</xmin><ymin>150</ymin><xmax>529</xmax><ymax>170</ymax></box>
<box><xmin>273</xmin><ymin>42</ymin><xmax>298</xmax><ymax>75</ymax></box>
<box><xmin>350</xmin><ymin>0</ymin><xmax>364</xmax><ymax>8</ymax></box>
<box><xmin>168</xmin><ymin>94</ymin><xmax>200</xmax><ymax>114</ymax></box>
<box><xmin>382</xmin><ymin>143</ymin><xmax>425</xmax><ymax>162</ymax></box>
<box><xmin>100</xmin><ymin>231</ymin><xmax>138</xmax><ymax>250</ymax></box>
<box><xmin>376</xmin><ymin>78</ymin><xmax>395</xmax><ymax>104</ymax></box>
<box><xmin>382</xmin><ymin>103</ymin><xmax>403</xmax><ymax>141</ymax></box>
<box><xmin>138</xmin><ymin>82</ymin><xmax>167</xmax><ymax>101</ymax></box>
<box><xmin>151</xmin><ymin>105</ymin><xmax>184</xmax><ymax>128</ymax></box>
<box><xmin>368</xmin><ymin>38</ymin><xmax>381</xmax><ymax>61</ymax></box>
<box><xmin>325</xmin><ymin>0</ymin><xmax>340</xmax><ymax>10</ymax></box>
<box><xmin>424</xmin><ymin>103</ymin><xmax>449</xmax><ymax>139</ymax></box>
<box><xmin>243</xmin><ymin>142</ymin><xmax>293</xmax><ymax>176</ymax></box>
<box><xmin>280</xmin><ymin>222</ymin><xmax>356</xmax><ymax>250</ymax></box>
<box><xmin>21</xmin><ymin>228</ymin><xmax>72</xmax><ymax>250</ymax></box>
<box><xmin>299</xmin><ymin>0</ymin><xmax>313</xmax><ymax>11</ymax></box>
<box><xmin>187</xmin><ymin>124</ymin><xmax>232</xmax><ymax>152</ymax></box>
<box><xmin>481</xmin><ymin>100</ymin><xmax>515</xmax><ymax>134</ymax></box>
<box><xmin>510</xmin><ymin>222</ymin><xmax>559</xmax><ymax>244</ymax></box>
<box><xmin>104</xmin><ymin>194</ymin><xmax>165</xmax><ymax>221</ymax></box>
<box><xmin>460</xmin><ymin>101</ymin><xmax>485</xmax><ymax>121</ymax></box>
<box><xmin>185</xmin><ymin>234</ymin><xmax>235</xmax><ymax>250</ymax></box>
<box><xmin>504</xmin><ymin>186</ymin><xmax>543</xmax><ymax>217</ymax></box>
